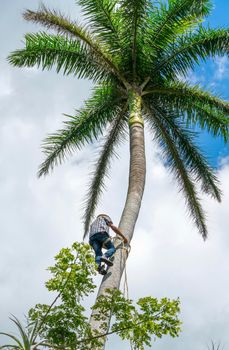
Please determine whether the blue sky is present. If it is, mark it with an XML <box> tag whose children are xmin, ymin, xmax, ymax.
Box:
<box><xmin>190</xmin><ymin>0</ymin><xmax>229</xmax><ymax>167</ymax></box>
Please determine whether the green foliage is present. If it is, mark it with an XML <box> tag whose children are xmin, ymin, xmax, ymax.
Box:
<box><xmin>38</xmin><ymin>83</ymin><xmax>124</xmax><ymax>177</ymax></box>
<box><xmin>92</xmin><ymin>290</ymin><xmax>181</xmax><ymax>350</ymax></box>
<box><xmin>0</xmin><ymin>243</ymin><xmax>181</xmax><ymax>350</ymax></box>
<box><xmin>0</xmin><ymin>317</ymin><xmax>41</xmax><ymax>350</ymax></box>
<box><xmin>45</xmin><ymin>242</ymin><xmax>96</xmax><ymax>298</ymax></box>
<box><xmin>152</xmin><ymin>27</ymin><xmax>229</xmax><ymax>80</ymax></box>
<box><xmin>28</xmin><ymin>242</ymin><xmax>97</xmax><ymax>348</ymax></box>
<box><xmin>144</xmin><ymin>100</ymin><xmax>223</xmax><ymax>201</ymax></box>
<box><xmin>118</xmin><ymin>0</ymin><xmax>152</xmax><ymax>80</ymax></box>
<box><xmin>83</xmin><ymin>103</ymin><xmax>128</xmax><ymax>236</ymax></box>
<box><xmin>78</xmin><ymin>0</ymin><xmax>122</xmax><ymax>55</ymax></box>
<box><xmin>7</xmin><ymin>0</ymin><xmax>229</xmax><ymax>237</ymax></box>
<box><xmin>144</xmin><ymin>103</ymin><xmax>210</xmax><ymax>237</ymax></box>
<box><xmin>145</xmin><ymin>81</ymin><xmax>229</xmax><ymax>141</ymax></box>
<box><xmin>146</xmin><ymin>0</ymin><xmax>213</xmax><ymax>64</ymax></box>
<box><xmin>8</xmin><ymin>32</ymin><xmax>113</xmax><ymax>82</ymax></box>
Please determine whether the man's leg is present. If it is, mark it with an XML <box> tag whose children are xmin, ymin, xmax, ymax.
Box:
<box><xmin>89</xmin><ymin>237</ymin><xmax>103</xmax><ymax>267</ymax></box>
<box><xmin>104</xmin><ymin>238</ymin><xmax>116</xmax><ymax>259</ymax></box>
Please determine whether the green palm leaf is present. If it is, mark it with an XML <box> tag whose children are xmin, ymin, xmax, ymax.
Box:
<box><xmin>23</xmin><ymin>5</ymin><xmax>97</xmax><ymax>44</ymax></box>
<box><xmin>38</xmin><ymin>84</ymin><xmax>125</xmax><ymax>177</ymax></box>
<box><xmin>78</xmin><ymin>0</ymin><xmax>122</xmax><ymax>54</ymax></box>
<box><xmin>22</xmin><ymin>5</ymin><xmax>129</xmax><ymax>86</ymax></box>
<box><xmin>119</xmin><ymin>0</ymin><xmax>152</xmax><ymax>80</ymax></box>
<box><xmin>144</xmin><ymin>102</ymin><xmax>210</xmax><ymax>238</ymax></box>
<box><xmin>190</xmin><ymin>105</ymin><xmax>229</xmax><ymax>141</ymax></box>
<box><xmin>153</xmin><ymin>27</ymin><xmax>229</xmax><ymax>79</ymax></box>
<box><xmin>145</xmin><ymin>101</ymin><xmax>222</xmax><ymax>201</ymax></box>
<box><xmin>83</xmin><ymin>103</ymin><xmax>128</xmax><ymax>237</ymax></box>
<box><xmin>144</xmin><ymin>81</ymin><xmax>229</xmax><ymax>141</ymax></box>
<box><xmin>147</xmin><ymin>0</ymin><xmax>212</xmax><ymax>56</ymax></box>
<box><xmin>8</xmin><ymin>32</ymin><xmax>114</xmax><ymax>82</ymax></box>
<box><xmin>145</xmin><ymin>81</ymin><xmax>229</xmax><ymax>112</ymax></box>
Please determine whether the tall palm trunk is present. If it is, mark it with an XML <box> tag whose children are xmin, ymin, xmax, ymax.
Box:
<box><xmin>90</xmin><ymin>90</ymin><xmax>146</xmax><ymax>349</ymax></box>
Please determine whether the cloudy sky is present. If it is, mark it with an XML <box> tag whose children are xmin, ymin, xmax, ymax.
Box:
<box><xmin>0</xmin><ymin>1</ymin><xmax>229</xmax><ymax>349</ymax></box>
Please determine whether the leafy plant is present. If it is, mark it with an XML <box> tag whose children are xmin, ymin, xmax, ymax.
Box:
<box><xmin>0</xmin><ymin>317</ymin><xmax>42</xmax><ymax>350</ymax></box>
<box><xmin>0</xmin><ymin>243</ymin><xmax>181</xmax><ymax>350</ymax></box>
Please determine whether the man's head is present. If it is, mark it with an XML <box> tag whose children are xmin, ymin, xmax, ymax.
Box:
<box><xmin>97</xmin><ymin>214</ymin><xmax>113</xmax><ymax>224</ymax></box>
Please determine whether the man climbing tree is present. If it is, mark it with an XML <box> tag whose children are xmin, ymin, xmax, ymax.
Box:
<box><xmin>89</xmin><ymin>214</ymin><xmax>128</xmax><ymax>275</ymax></box>
<box><xmin>8</xmin><ymin>0</ymin><xmax>229</xmax><ymax>348</ymax></box>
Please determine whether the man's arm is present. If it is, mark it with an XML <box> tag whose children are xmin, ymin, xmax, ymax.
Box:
<box><xmin>109</xmin><ymin>223</ymin><xmax>128</xmax><ymax>244</ymax></box>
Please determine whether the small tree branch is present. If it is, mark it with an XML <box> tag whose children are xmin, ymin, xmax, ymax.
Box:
<box><xmin>38</xmin><ymin>310</ymin><xmax>164</xmax><ymax>350</ymax></box>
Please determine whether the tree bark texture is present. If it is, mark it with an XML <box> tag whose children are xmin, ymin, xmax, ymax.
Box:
<box><xmin>90</xmin><ymin>90</ymin><xmax>146</xmax><ymax>349</ymax></box>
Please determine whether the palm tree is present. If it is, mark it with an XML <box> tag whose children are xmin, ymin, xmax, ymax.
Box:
<box><xmin>8</xmin><ymin>0</ymin><xmax>229</xmax><ymax>348</ymax></box>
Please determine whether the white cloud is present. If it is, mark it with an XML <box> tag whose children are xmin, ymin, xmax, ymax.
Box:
<box><xmin>0</xmin><ymin>69</ymin><xmax>13</xmax><ymax>97</ymax></box>
<box><xmin>177</xmin><ymin>69</ymin><xmax>206</xmax><ymax>85</ymax></box>
<box><xmin>214</xmin><ymin>56</ymin><xmax>229</xmax><ymax>80</ymax></box>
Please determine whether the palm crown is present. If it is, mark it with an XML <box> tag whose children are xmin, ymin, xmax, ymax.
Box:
<box><xmin>8</xmin><ymin>0</ymin><xmax>229</xmax><ymax>239</ymax></box>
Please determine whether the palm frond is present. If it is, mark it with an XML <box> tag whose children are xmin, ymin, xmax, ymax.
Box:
<box><xmin>123</xmin><ymin>0</ymin><xmax>151</xmax><ymax>79</ymax></box>
<box><xmin>118</xmin><ymin>0</ymin><xmax>152</xmax><ymax>81</ymax></box>
<box><xmin>145</xmin><ymin>81</ymin><xmax>229</xmax><ymax>112</ymax></box>
<box><xmin>152</xmin><ymin>27</ymin><xmax>229</xmax><ymax>79</ymax></box>
<box><xmin>77</xmin><ymin>0</ymin><xmax>122</xmax><ymax>55</ymax></box>
<box><xmin>144</xmin><ymin>81</ymin><xmax>229</xmax><ymax>141</ymax></box>
<box><xmin>146</xmin><ymin>0</ymin><xmax>212</xmax><ymax>59</ymax></box>
<box><xmin>144</xmin><ymin>100</ymin><xmax>222</xmax><ymax>201</ymax></box>
<box><xmin>23</xmin><ymin>5</ymin><xmax>93</xmax><ymax>42</ymax></box>
<box><xmin>8</xmin><ymin>32</ymin><xmax>114</xmax><ymax>82</ymax></box>
<box><xmin>144</xmin><ymin>102</ymin><xmax>209</xmax><ymax>238</ymax></box>
<box><xmin>83</xmin><ymin>103</ymin><xmax>128</xmax><ymax>238</ymax></box>
<box><xmin>38</xmin><ymin>84</ymin><xmax>125</xmax><ymax>177</ymax></box>
<box><xmin>23</xmin><ymin>5</ymin><xmax>129</xmax><ymax>87</ymax></box>
<box><xmin>190</xmin><ymin>104</ymin><xmax>229</xmax><ymax>141</ymax></box>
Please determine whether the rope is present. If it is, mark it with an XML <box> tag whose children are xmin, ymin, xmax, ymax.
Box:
<box><xmin>117</xmin><ymin>238</ymin><xmax>133</xmax><ymax>350</ymax></box>
<box><xmin>112</xmin><ymin>236</ymin><xmax>131</xmax><ymax>298</ymax></box>
<box><xmin>121</xmin><ymin>240</ymin><xmax>131</xmax><ymax>299</ymax></box>
<box><xmin>123</xmin><ymin>263</ymin><xmax>129</xmax><ymax>299</ymax></box>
